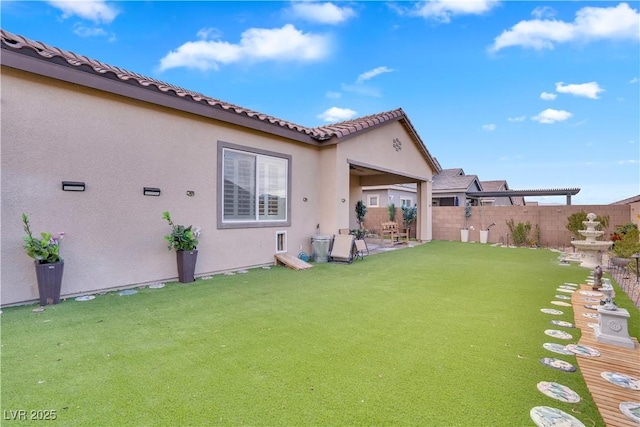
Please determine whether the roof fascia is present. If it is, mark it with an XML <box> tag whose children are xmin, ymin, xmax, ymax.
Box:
<box><xmin>1</xmin><ymin>48</ymin><xmax>319</xmax><ymax>146</ymax></box>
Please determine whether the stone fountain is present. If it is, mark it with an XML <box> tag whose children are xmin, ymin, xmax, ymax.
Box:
<box><xmin>570</xmin><ymin>213</ymin><xmax>613</xmax><ymax>268</ymax></box>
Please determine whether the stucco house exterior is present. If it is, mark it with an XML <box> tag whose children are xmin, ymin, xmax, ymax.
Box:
<box><xmin>431</xmin><ymin>168</ymin><xmax>482</xmax><ymax>206</ymax></box>
<box><xmin>0</xmin><ymin>30</ymin><xmax>441</xmax><ymax>306</ymax></box>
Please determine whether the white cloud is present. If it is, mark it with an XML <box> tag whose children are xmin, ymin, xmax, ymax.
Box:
<box><xmin>340</xmin><ymin>83</ymin><xmax>382</xmax><ymax>97</ymax></box>
<box><xmin>482</xmin><ymin>124</ymin><xmax>496</xmax><ymax>131</ymax></box>
<box><xmin>531</xmin><ymin>6</ymin><xmax>556</xmax><ymax>20</ymax></box>
<box><xmin>288</xmin><ymin>2</ymin><xmax>356</xmax><ymax>25</ymax></box>
<box><xmin>508</xmin><ymin>116</ymin><xmax>526</xmax><ymax>122</ymax></box>
<box><xmin>531</xmin><ymin>108</ymin><xmax>572</xmax><ymax>124</ymax></box>
<box><xmin>72</xmin><ymin>23</ymin><xmax>109</xmax><ymax>38</ymax></box>
<box><xmin>409</xmin><ymin>0</ymin><xmax>499</xmax><ymax>23</ymax></box>
<box><xmin>197</xmin><ymin>28</ymin><xmax>223</xmax><ymax>40</ymax></box>
<box><xmin>618</xmin><ymin>159</ymin><xmax>638</xmax><ymax>165</ymax></box>
<box><xmin>540</xmin><ymin>91</ymin><xmax>557</xmax><ymax>100</ymax></box>
<box><xmin>159</xmin><ymin>24</ymin><xmax>330</xmax><ymax>71</ymax></box>
<box><xmin>489</xmin><ymin>3</ymin><xmax>640</xmax><ymax>52</ymax></box>
<box><xmin>317</xmin><ymin>107</ymin><xmax>357</xmax><ymax>122</ymax></box>
<box><xmin>555</xmin><ymin>81</ymin><xmax>604</xmax><ymax>99</ymax></box>
<box><xmin>356</xmin><ymin>66</ymin><xmax>395</xmax><ymax>84</ymax></box>
<box><xmin>630</xmin><ymin>77</ymin><xmax>639</xmax><ymax>84</ymax></box>
<box><xmin>48</xmin><ymin>0</ymin><xmax>119</xmax><ymax>24</ymax></box>
<box><xmin>325</xmin><ymin>91</ymin><xmax>342</xmax><ymax>99</ymax></box>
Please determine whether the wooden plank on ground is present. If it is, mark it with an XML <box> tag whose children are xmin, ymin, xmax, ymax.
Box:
<box><xmin>571</xmin><ymin>285</ymin><xmax>640</xmax><ymax>427</ymax></box>
<box><xmin>274</xmin><ymin>253</ymin><xmax>313</xmax><ymax>270</ymax></box>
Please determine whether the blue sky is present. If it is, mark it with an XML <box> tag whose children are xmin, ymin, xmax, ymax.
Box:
<box><xmin>2</xmin><ymin>1</ymin><xmax>639</xmax><ymax>205</ymax></box>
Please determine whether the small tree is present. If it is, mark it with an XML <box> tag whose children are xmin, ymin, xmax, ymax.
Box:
<box><xmin>566</xmin><ymin>211</ymin><xmax>610</xmax><ymax>240</ymax></box>
<box><xmin>506</xmin><ymin>219</ymin><xmax>532</xmax><ymax>246</ymax></box>
<box><xmin>402</xmin><ymin>204</ymin><xmax>417</xmax><ymax>231</ymax></box>
<box><xmin>355</xmin><ymin>200</ymin><xmax>367</xmax><ymax>228</ymax></box>
<box><xmin>388</xmin><ymin>202</ymin><xmax>396</xmax><ymax>222</ymax></box>
<box><xmin>612</xmin><ymin>227</ymin><xmax>640</xmax><ymax>259</ymax></box>
<box><xmin>463</xmin><ymin>204</ymin><xmax>472</xmax><ymax>229</ymax></box>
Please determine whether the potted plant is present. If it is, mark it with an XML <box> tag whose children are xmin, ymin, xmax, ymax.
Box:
<box><xmin>22</xmin><ymin>213</ymin><xmax>65</xmax><ymax>305</ymax></box>
<box><xmin>480</xmin><ymin>223</ymin><xmax>495</xmax><ymax>244</ymax></box>
<box><xmin>163</xmin><ymin>211</ymin><xmax>201</xmax><ymax>283</ymax></box>
<box><xmin>461</xmin><ymin>204</ymin><xmax>472</xmax><ymax>242</ymax></box>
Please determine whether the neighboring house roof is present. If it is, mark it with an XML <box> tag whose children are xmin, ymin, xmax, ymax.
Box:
<box><xmin>0</xmin><ymin>29</ymin><xmax>441</xmax><ymax>173</ymax></box>
<box><xmin>432</xmin><ymin>168</ymin><xmax>482</xmax><ymax>193</ymax></box>
<box><xmin>479</xmin><ymin>180</ymin><xmax>525</xmax><ymax>205</ymax></box>
<box><xmin>610</xmin><ymin>194</ymin><xmax>640</xmax><ymax>205</ymax></box>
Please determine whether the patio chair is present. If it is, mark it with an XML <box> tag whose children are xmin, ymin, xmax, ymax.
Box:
<box><xmin>354</xmin><ymin>239</ymin><xmax>368</xmax><ymax>260</ymax></box>
<box><xmin>329</xmin><ymin>234</ymin><xmax>354</xmax><ymax>264</ymax></box>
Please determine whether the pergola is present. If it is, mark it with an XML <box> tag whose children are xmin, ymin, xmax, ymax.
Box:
<box><xmin>467</xmin><ymin>188</ymin><xmax>581</xmax><ymax>205</ymax></box>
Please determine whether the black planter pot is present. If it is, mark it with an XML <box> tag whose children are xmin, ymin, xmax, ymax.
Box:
<box><xmin>176</xmin><ymin>250</ymin><xmax>198</xmax><ymax>283</ymax></box>
<box><xmin>34</xmin><ymin>261</ymin><xmax>64</xmax><ymax>305</ymax></box>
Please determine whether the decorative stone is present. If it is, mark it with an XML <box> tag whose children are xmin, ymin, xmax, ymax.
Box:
<box><xmin>579</xmin><ymin>291</ymin><xmax>603</xmax><ymax>297</ymax></box>
<box><xmin>543</xmin><ymin>343</ymin><xmax>574</xmax><ymax>355</ymax></box>
<box><xmin>530</xmin><ymin>406</ymin><xmax>585</xmax><ymax>427</ymax></box>
<box><xmin>583</xmin><ymin>313</ymin><xmax>599</xmax><ymax>319</ymax></box>
<box><xmin>619</xmin><ymin>402</ymin><xmax>640</xmax><ymax>423</ymax></box>
<box><xmin>555</xmin><ymin>294</ymin><xmax>571</xmax><ymax>300</ymax></box>
<box><xmin>540</xmin><ymin>358</ymin><xmax>577</xmax><ymax>372</ymax></box>
<box><xmin>541</xmin><ymin>309</ymin><xmax>564</xmax><ymax>315</ymax></box>
<box><xmin>600</xmin><ymin>372</ymin><xmax>640</xmax><ymax>390</ymax></box>
<box><xmin>594</xmin><ymin>306</ymin><xmax>635</xmax><ymax>349</ymax></box>
<box><xmin>551</xmin><ymin>320</ymin><xmax>575</xmax><ymax>328</ymax></box>
<box><xmin>118</xmin><ymin>289</ymin><xmax>138</xmax><ymax>296</ymax></box>
<box><xmin>545</xmin><ymin>329</ymin><xmax>572</xmax><ymax>340</ymax></box>
<box><xmin>584</xmin><ymin>304</ymin><xmax>598</xmax><ymax>310</ymax></box>
<box><xmin>556</xmin><ymin>288</ymin><xmax>575</xmax><ymax>293</ymax></box>
<box><xmin>565</xmin><ymin>344</ymin><xmax>601</xmax><ymax>357</ymax></box>
<box><xmin>551</xmin><ymin>301</ymin><xmax>572</xmax><ymax>307</ymax></box>
<box><xmin>537</xmin><ymin>381</ymin><xmax>580</xmax><ymax>402</ymax></box>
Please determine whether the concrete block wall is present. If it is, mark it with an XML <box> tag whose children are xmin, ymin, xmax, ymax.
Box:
<box><xmin>432</xmin><ymin>205</ymin><xmax>631</xmax><ymax>247</ymax></box>
<box><xmin>363</xmin><ymin>207</ymin><xmax>417</xmax><ymax>238</ymax></box>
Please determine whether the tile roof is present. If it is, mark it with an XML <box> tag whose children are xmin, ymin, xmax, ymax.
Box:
<box><xmin>0</xmin><ymin>29</ymin><xmax>441</xmax><ymax>172</ymax></box>
<box><xmin>480</xmin><ymin>180</ymin><xmax>508</xmax><ymax>192</ymax></box>
<box><xmin>432</xmin><ymin>168</ymin><xmax>481</xmax><ymax>192</ymax></box>
<box><xmin>610</xmin><ymin>194</ymin><xmax>640</xmax><ymax>205</ymax></box>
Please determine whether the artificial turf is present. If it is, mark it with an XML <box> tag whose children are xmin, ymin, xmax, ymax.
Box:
<box><xmin>1</xmin><ymin>241</ymin><xmax>638</xmax><ymax>426</ymax></box>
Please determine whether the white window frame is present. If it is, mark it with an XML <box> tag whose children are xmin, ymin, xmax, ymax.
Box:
<box><xmin>218</xmin><ymin>141</ymin><xmax>291</xmax><ymax>229</ymax></box>
<box><xmin>367</xmin><ymin>194</ymin><xmax>380</xmax><ymax>207</ymax></box>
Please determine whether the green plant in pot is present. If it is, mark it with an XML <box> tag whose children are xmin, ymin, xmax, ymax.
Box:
<box><xmin>163</xmin><ymin>211</ymin><xmax>201</xmax><ymax>283</ymax></box>
<box><xmin>22</xmin><ymin>213</ymin><xmax>65</xmax><ymax>305</ymax></box>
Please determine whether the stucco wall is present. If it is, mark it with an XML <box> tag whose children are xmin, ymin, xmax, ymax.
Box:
<box><xmin>430</xmin><ymin>205</ymin><xmax>632</xmax><ymax>247</ymax></box>
<box><xmin>1</xmin><ymin>70</ymin><xmax>328</xmax><ymax>306</ymax></box>
<box><xmin>1</xmin><ymin>68</ymin><xmax>437</xmax><ymax>306</ymax></box>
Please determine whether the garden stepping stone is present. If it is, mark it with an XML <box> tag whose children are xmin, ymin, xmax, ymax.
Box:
<box><xmin>584</xmin><ymin>304</ymin><xmax>599</xmax><ymax>310</ymax></box>
<box><xmin>540</xmin><ymin>357</ymin><xmax>577</xmax><ymax>372</ymax></box>
<box><xmin>587</xmin><ymin>322</ymin><xmax>598</xmax><ymax>329</ymax></box>
<box><xmin>619</xmin><ymin>402</ymin><xmax>640</xmax><ymax>423</ymax></box>
<box><xmin>600</xmin><ymin>372</ymin><xmax>640</xmax><ymax>390</ymax></box>
<box><xmin>582</xmin><ymin>313</ymin><xmax>598</xmax><ymax>319</ymax></box>
<box><xmin>579</xmin><ymin>290</ymin><xmax>603</xmax><ymax>297</ymax></box>
<box><xmin>551</xmin><ymin>301</ymin><xmax>572</xmax><ymax>307</ymax></box>
<box><xmin>556</xmin><ymin>288</ymin><xmax>575</xmax><ymax>294</ymax></box>
<box><xmin>530</xmin><ymin>406</ymin><xmax>585</xmax><ymax>427</ymax></box>
<box><xmin>75</xmin><ymin>295</ymin><xmax>95</xmax><ymax>301</ymax></box>
<box><xmin>545</xmin><ymin>329</ymin><xmax>572</xmax><ymax>340</ymax></box>
<box><xmin>118</xmin><ymin>289</ymin><xmax>138</xmax><ymax>296</ymax></box>
<box><xmin>554</xmin><ymin>294</ymin><xmax>571</xmax><ymax>300</ymax></box>
<box><xmin>564</xmin><ymin>282</ymin><xmax>579</xmax><ymax>287</ymax></box>
<box><xmin>559</xmin><ymin>285</ymin><xmax>577</xmax><ymax>289</ymax></box>
<box><xmin>581</xmin><ymin>297</ymin><xmax>600</xmax><ymax>302</ymax></box>
<box><xmin>541</xmin><ymin>308</ymin><xmax>564</xmax><ymax>315</ymax></box>
<box><xmin>543</xmin><ymin>343</ymin><xmax>574</xmax><ymax>355</ymax></box>
<box><xmin>537</xmin><ymin>381</ymin><xmax>581</xmax><ymax>402</ymax></box>
<box><xmin>148</xmin><ymin>283</ymin><xmax>165</xmax><ymax>289</ymax></box>
<box><xmin>565</xmin><ymin>344</ymin><xmax>601</xmax><ymax>357</ymax></box>
<box><xmin>550</xmin><ymin>320</ymin><xmax>575</xmax><ymax>328</ymax></box>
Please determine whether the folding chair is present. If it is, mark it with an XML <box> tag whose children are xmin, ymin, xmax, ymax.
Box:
<box><xmin>354</xmin><ymin>239</ymin><xmax>368</xmax><ymax>260</ymax></box>
<box><xmin>329</xmin><ymin>234</ymin><xmax>355</xmax><ymax>264</ymax></box>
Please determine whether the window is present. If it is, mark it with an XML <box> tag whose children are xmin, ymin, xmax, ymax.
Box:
<box><xmin>219</xmin><ymin>142</ymin><xmax>291</xmax><ymax>228</ymax></box>
<box><xmin>401</xmin><ymin>197</ymin><xmax>413</xmax><ymax>207</ymax></box>
<box><xmin>367</xmin><ymin>195</ymin><xmax>379</xmax><ymax>207</ymax></box>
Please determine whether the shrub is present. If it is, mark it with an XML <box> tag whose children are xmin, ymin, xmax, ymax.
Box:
<box><xmin>566</xmin><ymin>211</ymin><xmax>609</xmax><ymax>240</ymax></box>
<box><xmin>612</xmin><ymin>227</ymin><xmax>640</xmax><ymax>259</ymax></box>
<box><xmin>402</xmin><ymin>204</ymin><xmax>417</xmax><ymax>229</ymax></box>
<box><xmin>355</xmin><ymin>200</ymin><xmax>367</xmax><ymax>230</ymax></box>
<box><xmin>506</xmin><ymin>219</ymin><xmax>531</xmax><ymax>246</ymax></box>
<box><xmin>388</xmin><ymin>203</ymin><xmax>396</xmax><ymax>222</ymax></box>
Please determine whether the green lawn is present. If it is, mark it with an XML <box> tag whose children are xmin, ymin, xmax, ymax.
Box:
<box><xmin>2</xmin><ymin>241</ymin><xmax>637</xmax><ymax>426</ymax></box>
